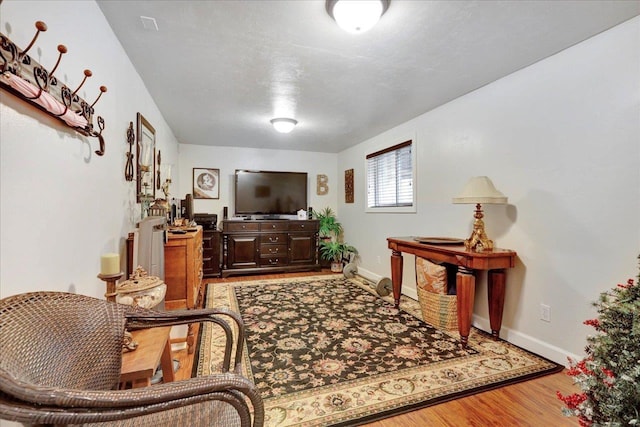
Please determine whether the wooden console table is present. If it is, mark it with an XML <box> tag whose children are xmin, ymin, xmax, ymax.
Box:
<box><xmin>120</xmin><ymin>326</ymin><xmax>174</xmax><ymax>388</ymax></box>
<box><xmin>387</xmin><ymin>237</ymin><xmax>517</xmax><ymax>347</ymax></box>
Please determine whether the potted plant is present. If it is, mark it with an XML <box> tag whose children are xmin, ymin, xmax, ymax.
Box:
<box><xmin>312</xmin><ymin>207</ymin><xmax>345</xmax><ymax>269</ymax></box>
<box><xmin>313</xmin><ymin>207</ymin><xmax>343</xmax><ymax>240</ymax></box>
<box><xmin>320</xmin><ymin>241</ymin><xmax>358</xmax><ymax>273</ymax></box>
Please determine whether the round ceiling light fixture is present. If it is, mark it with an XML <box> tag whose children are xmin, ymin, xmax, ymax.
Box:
<box><xmin>326</xmin><ymin>0</ymin><xmax>390</xmax><ymax>34</ymax></box>
<box><xmin>270</xmin><ymin>118</ymin><xmax>298</xmax><ymax>133</ymax></box>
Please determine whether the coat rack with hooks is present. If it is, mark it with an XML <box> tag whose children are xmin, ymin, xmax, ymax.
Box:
<box><xmin>0</xmin><ymin>20</ymin><xmax>107</xmax><ymax>156</ymax></box>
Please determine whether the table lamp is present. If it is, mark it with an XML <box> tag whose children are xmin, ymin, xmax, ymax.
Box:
<box><xmin>453</xmin><ymin>176</ymin><xmax>507</xmax><ymax>252</ymax></box>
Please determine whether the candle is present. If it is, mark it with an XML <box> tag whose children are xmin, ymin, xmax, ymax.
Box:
<box><xmin>100</xmin><ymin>253</ymin><xmax>120</xmax><ymax>276</ymax></box>
<box><xmin>166</xmin><ymin>165</ymin><xmax>172</xmax><ymax>181</ymax></box>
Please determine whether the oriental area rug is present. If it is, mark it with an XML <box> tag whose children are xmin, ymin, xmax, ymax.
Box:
<box><xmin>196</xmin><ymin>275</ymin><xmax>562</xmax><ymax>426</ymax></box>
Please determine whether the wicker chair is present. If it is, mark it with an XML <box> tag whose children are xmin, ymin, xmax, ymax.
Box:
<box><xmin>0</xmin><ymin>291</ymin><xmax>264</xmax><ymax>427</ymax></box>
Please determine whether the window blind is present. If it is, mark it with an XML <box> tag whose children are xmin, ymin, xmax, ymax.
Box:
<box><xmin>366</xmin><ymin>140</ymin><xmax>413</xmax><ymax>208</ymax></box>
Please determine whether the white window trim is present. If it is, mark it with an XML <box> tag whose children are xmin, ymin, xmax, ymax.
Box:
<box><xmin>365</xmin><ymin>139</ymin><xmax>417</xmax><ymax>214</ymax></box>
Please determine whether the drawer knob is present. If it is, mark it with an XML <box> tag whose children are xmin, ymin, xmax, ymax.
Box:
<box><xmin>270</xmin><ymin>237</ymin><xmax>279</xmax><ymax>242</ymax></box>
<box><xmin>272</xmin><ymin>224</ymin><xmax>276</xmax><ymax>228</ymax></box>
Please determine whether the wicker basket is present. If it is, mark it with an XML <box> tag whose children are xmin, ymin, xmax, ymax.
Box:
<box><xmin>417</xmin><ymin>286</ymin><xmax>458</xmax><ymax>330</ymax></box>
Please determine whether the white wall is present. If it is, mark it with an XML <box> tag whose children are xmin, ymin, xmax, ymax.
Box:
<box><xmin>178</xmin><ymin>144</ymin><xmax>338</xmax><ymax>222</ymax></box>
<box><xmin>0</xmin><ymin>0</ymin><xmax>180</xmax><ymax>300</ymax></box>
<box><xmin>337</xmin><ymin>17</ymin><xmax>640</xmax><ymax>364</ymax></box>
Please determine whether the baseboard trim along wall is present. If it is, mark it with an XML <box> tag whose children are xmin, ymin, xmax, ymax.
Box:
<box><xmin>471</xmin><ymin>315</ymin><xmax>581</xmax><ymax>366</ymax></box>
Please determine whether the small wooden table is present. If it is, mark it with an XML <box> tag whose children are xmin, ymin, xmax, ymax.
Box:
<box><xmin>387</xmin><ymin>237</ymin><xmax>517</xmax><ymax>347</ymax></box>
<box><xmin>120</xmin><ymin>326</ymin><xmax>174</xmax><ymax>388</ymax></box>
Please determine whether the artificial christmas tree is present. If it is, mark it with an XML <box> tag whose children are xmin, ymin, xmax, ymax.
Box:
<box><xmin>558</xmin><ymin>255</ymin><xmax>640</xmax><ymax>426</ymax></box>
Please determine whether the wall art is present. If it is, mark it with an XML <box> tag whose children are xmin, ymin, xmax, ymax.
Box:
<box><xmin>193</xmin><ymin>168</ymin><xmax>219</xmax><ymax>199</ymax></box>
<box><xmin>345</xmin><ymin>168</ymin><xmax>354</xmax><ymax>203</ymax></box>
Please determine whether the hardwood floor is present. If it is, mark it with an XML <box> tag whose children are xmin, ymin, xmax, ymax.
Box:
<box><xmin>170</xmin><ymin>271</ymin><xmax>578</xmax><ymax>426</ymax></box>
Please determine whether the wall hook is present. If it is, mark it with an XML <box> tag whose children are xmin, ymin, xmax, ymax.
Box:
<box><xmin>0</xmin><ymin>20</ymin><xmax>108</xmax><ymax>158</ymax></box>
<box><xmin>95</xmin><ymin>116</ymin><xmax>105</xmax><ymax>156</ymax></box>
<box><xmin>48</xmin><ymin>44</ymin><xmax>67</xmax><ymax>78</ymax></box>
<box><xmin>125</xmin><ymin>121</ymin><xmax>135</xmax><ymax>181</ymax></box>
<box><xmin>72</xmin><ymin>69</ymin><xmax>91</xmax><ymax>96</ymax></box>
<box><xmin>90</xmin><ymin>85</ymin><xmax>107</xmax><ymax>108</ymax></box>
<box><xmin>156</xmin><ymin>150</ymin><xmax>162</xmax><ymax>190</ymax></box>
<box><xmin>20</xmin><ymin>21</ymin><xmax>47</xmax><ymax>58</ymax></box>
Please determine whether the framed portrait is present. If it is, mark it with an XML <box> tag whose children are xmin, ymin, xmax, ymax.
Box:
<box><xmin>193</xmin><ymin>168</ymin><xmax>220</xmax><ymax>199</ymax></box>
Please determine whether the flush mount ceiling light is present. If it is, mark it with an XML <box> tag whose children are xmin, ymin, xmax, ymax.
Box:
<box><xmin>326</xmin><ymin>0</ymin><xmax>390</xmax><ymax>34</ymax></box>
<box><xmin>270</xmin><ymin>118</ymin><xmax>298</xmax><ymax>133</ymax></box>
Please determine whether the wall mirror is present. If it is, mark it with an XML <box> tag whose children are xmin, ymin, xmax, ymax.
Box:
<box><xmin>136</xmin><ymin>112</ymin><xmax>156</xmax><ymax>203</ymax></box>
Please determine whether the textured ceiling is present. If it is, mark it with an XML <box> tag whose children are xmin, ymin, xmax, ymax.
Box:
<box><xmin>97</xmin><ymin>0</ymin><xmax>639</xmax><ymax>153</ymax></box>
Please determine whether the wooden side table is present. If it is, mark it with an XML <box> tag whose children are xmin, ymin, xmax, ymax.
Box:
<box><xmin>119</xmin><ymin>326</ymin><xmax>174</xmax><ymax>388</ymax></box>
<box><xmin>387</xmin><ymin>237</ymin><xmax>517</xmax><ymax>347</ymax></box>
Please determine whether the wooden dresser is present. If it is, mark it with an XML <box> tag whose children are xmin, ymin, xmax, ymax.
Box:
<box><xmin>126</xmin><ymin>226</ymin><xmax>204</xmax><ymax>310</ymax></box>
<box><xmin>221</xmin><ymin>219</ymin><xmax>320</xmax><ymax>277</ymax></box>
<box><xmin>164</xmin><ymin>227</ymin><xmax>204</xmax><ymax>310</ymax></box>
<box><xmin>126</xmin><ymin>227</ymin><xmax>204</xmax><ymax>353</ymax></box>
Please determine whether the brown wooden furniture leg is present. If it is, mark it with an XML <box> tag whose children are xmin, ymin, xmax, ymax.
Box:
<box><xmin>390</xmin><ymin>250</ymin><xmax>403</xmax><ymax>308</ymax></box>
<box><xmin>456</xmin><ymin>266</ymin><xmax>475</xmax><ymax>347</ymax></box>
<box><xmin>159</xmin><ymin>336</ymin><xmax>175</xmax><ymax>383</ymax></box>
<box><xmin>187</xmin><ymin>323</ymin><xmax>195</xmax><ymax>354</ymax></box>
<box><xmin>488</xmin><ymin>269</ymin><xmax>506</xmax><ymax>339</ymax></box>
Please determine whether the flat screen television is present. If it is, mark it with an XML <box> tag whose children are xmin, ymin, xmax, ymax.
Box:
<box><xmin>234</xmin><ymin>170</ymin><xmax>308</xmax><ymax>217</ymax></box>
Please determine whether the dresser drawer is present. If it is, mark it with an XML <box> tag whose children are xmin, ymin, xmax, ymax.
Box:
<box><xmin>288</xmin><ymin>221</ymin><xmax>318</xmax><ymax>232</ymax></box>
<box><xmin>259</xmin><ymin>256</ymin><xmax>288</xmax><ymax>267</ymax></box>
<box><xmin>260</xmin><ymin>221</ymin><xmax>288</xmax><ymax>231</ymax></box>
<box><xmin>225</xmin><ymin>222</ymin><xmax>260</xmax><ymax>232</ymax></box>
<box><xmin>260</xmin><ymin>233</ymin><xmax>287</xmax><ymax>244</ymax></box>
<box><xmin>260</xmin><ymin>243</ymin><xmax>287</xmax><ymax>256</ymax></box>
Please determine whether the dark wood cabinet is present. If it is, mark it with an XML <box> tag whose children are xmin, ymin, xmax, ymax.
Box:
<box><xmin>288</xmin><ymin>221</ymin><xmax>317</xmax><ymax>265</ymax></box>
<box><xmin>201</xmin><ymin>230</ymin><xmax>221</xmax><ymax>278</ymax></box>
<box><xmin>227</xmin><ymin>234</ymin><xmax>260</xmax><ymax>269</ymax></box>
<box><xmin>221</xmin><ymin>220</ymin><xmax>320</xmax><ymax>277</ymax></box>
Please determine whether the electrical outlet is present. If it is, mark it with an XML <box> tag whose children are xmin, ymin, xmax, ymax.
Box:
<box><xmin>540</xmin><ymin>304</ymin><xmax>551</xmax><ymax>322</ymax></box>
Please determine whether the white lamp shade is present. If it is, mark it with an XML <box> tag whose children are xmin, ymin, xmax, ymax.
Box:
<box><xmin>452</xmin><ymin>176</ymin><xmax>508</xmax><ymax>204</ymax></box>
<box><xmin>329</xmin><ymin>0</ymin><xmax>387</xmax><ymax>34</ymax></box>
<box><xmin>270</xmin><ymin>118</ymin><xmax>298</xmax><ymax>133</ymax></box>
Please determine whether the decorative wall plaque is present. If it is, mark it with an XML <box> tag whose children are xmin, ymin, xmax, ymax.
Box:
<box><xmin>345</xmin><ymin>169</ymin><xmax>354</xmax><ymax>203</ymax></box>
<box><xmin>317</xmin><ymin>174</ymin><xmax>328</xmax><ymax>195</ymax></box>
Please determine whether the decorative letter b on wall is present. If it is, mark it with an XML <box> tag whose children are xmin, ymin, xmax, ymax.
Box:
<box><xmin>317</xmin><ymin>174</ymin><xmax>328</xmax><ymax>195</ymax></box>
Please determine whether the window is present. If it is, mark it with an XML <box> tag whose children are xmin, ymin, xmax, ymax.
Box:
<box><xmin>366</xmin><ymin>140</ymin><xmax>414</xmax><ymax>211</ymax></box>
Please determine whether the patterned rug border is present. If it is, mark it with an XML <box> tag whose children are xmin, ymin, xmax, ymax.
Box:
<box><xmin>196</xmin><ymin>274</ymin><xmax>563</xmax><ymax>426</ymax></box>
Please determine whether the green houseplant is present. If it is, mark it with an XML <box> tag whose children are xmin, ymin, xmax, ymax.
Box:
<box><xmin>319</xmin><ymin>241</ymin><xmax>358</xmax><ymax>272</ymax></box>
<box><xmin>313</xmin><ymin>207</ymin><xmax>343</xmax><ymax>239</ymax></box>
<box><xmin>312</xmin><ymin>207</ymin><xmax>357</xmax><ymax>272</ymax></box>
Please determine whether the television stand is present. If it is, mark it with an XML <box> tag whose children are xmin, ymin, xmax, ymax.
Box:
<box><xmin>221</xmin><ymin>219</ymin><xmax>320</xmax><ymax>277</ymax></box>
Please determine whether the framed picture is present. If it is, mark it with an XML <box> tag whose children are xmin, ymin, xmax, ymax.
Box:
<box><xmin>193</xmin><ymin>168</ymin><xmax>220</xmax><ymax>199</ymax></box>
<box><xmin>136</xmin><ymin>113</ymin><xmax>156</xmax><ymax>203</ymax></box>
